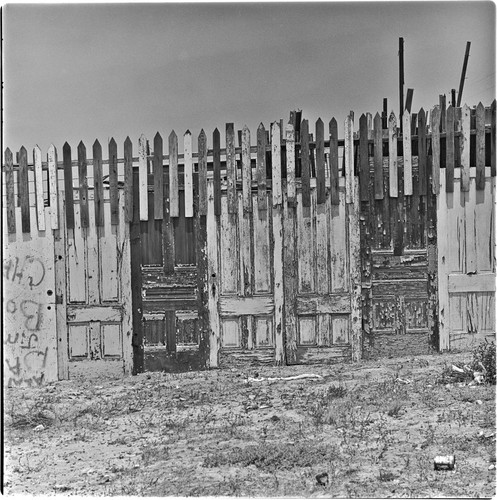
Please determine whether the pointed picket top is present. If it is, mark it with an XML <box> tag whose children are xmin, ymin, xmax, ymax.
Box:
<box><xmin>169</xmin><ymin>129</ymin><xmax>177</xmax><ymax>141</ymax></box>
<box><xmin>316</xmin><ymin>117</ymin><xmax>324</xmax><ymax>128</ymax></box>
<box><xmin>78</xmin><ymin>140</ymin><xmax>86</xmax><ymax>151</ymax></box>
<box><xmin>93</xmin><ymin>138</ymin><xmax>101</xmax><ymax>150</ymax></box>
<box><xmin>5</xmin><ymin>146</ymin><xmax>12</xmax><ymax>157</ymax></box>
<box><xmin>329</xmin><ymin>116</ymin><xmax>338</xmax><ymax>131</ymax></box>
<box><xmin>258</xmin><ymin>122</ymin><xmax>265</xmax><ymax>132</ymax></box>
<box><xmin>20</xmin><ymin>145</ymin><xmax>27</xmax><ymax>156</ymax></box>
<box><xmin>184</xmin><ymin>129</ymin><xmax>192</xmax><ymax>137</ymax></box>
<box><xmin>388</xmin><ymin>110</ymin><xmax>396</xmax><ymax>125</ymax></box>
<box><xmin>124</xmin><ymin>136</ymin><xmax>132</xmax><ymax>148</ymax></box>
<box><xmin>374</xmin><ymin>112</ymin><xmax>381</xmax><ymax>126</ymax></box>
<box><xmin>154</xmin><ymin>131</ymin><xmax>162</xmax><ymax>142</ymax></box>
<box><xmin>199</xmin><ymin>128</ymin><xmax>206</xmax><ymax>140</ymax></box>
<box><xmin>63</xmin><ymin>141</ymin><xmax>71</xmax><ymax>156</ymax></box>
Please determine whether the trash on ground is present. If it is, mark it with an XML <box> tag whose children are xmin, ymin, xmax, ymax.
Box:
<box><xmin>315</xmin><ymin>472</ymin><xmax>329</xmax><ymax>486</ymax></box>
<box><xmin>434</xmin><ymin>455</ymin><xmax>456</xmax><ymax>471</ymax></box>
<box><xmin>246</xmin><ymin>373</ymin><xmax>323</xmax><ymax>383</ymax></box>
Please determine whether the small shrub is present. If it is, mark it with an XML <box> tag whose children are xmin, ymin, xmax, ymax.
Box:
<box><xmin>470</xmin><ymin>340</ymin><xmax>496</xmax><ymax>384</ymax></box>
<box><xmin>386</xmin><ymin>401</ymin><xmax>403</xmax><ymax>418</ymax></box>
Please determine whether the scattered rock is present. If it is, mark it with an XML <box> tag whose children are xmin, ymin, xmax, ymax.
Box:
<box><xmin>316</xmin><ymin>472</ymin><xmax>329</xmax><ymax>486</ymax></box>
<box><xmin>476</xmin><ymin>400</ymin><xmax>483</xmax><ymax>405</ymax></box>
<box><xmin>488</xmin><ymin>464</ymin><xmax>496</xmax><ymax>471</ymax></box>
<box><xmin>34</xmin><ymin>424</ymin><xmax>45</xmax><ymax>432</ymax></box>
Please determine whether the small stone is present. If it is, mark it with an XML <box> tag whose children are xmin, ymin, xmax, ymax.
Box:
<box><xmin>34</xmin><ymin>424</ymin><xmax>44</xmax><ymax>432</ymax></box>
<box><xmin>316</xmin><ymin>472</ymin><xmax>329</xmax><ymax>486</ymax></box>
<box><xmin>488</xmin><ymin>464</ymin><xmax>496</xmax><ymax>471</ymax></box>
<box><xmin>476</xmin><ymin>400</ymin><xmax>483</xmax><ymax>405</ymax></box>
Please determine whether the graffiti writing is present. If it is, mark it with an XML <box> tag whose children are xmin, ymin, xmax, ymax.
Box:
<box><xmin>3</xmin><ymin>255</ymin><xmax>46</xmax><ymax>290</ymax></box>
<box><xmin>7</xmin><ymin>373</ymin><xmax>44</xmax><ymax>388</ymax></box>
<box><xmin>4</xmin><ymin>298</ymin><xmax>43</xmax><ymax>331</ymax></box>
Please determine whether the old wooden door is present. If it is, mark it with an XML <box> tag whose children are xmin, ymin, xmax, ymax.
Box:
<box><xmin>438</xmin><ymin>166</ymin><xmax>495</xmax><ymax>349</ymax></box>
<box><xmin>61</xmin><ymin>186</ymin><xmax>133</xmax><ymax>379</ymax></box>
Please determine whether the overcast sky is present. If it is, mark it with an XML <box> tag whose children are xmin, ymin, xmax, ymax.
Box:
<box><xmin>3</xmin><ymin>1</ymin><xmax>496</xmax><ymax>155</ymax></box>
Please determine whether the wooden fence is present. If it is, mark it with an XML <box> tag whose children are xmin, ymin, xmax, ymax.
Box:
<box><xmin>2</xmin><ymin>101</ymin><xmax>495</xmax><ymax>383</ymax></box>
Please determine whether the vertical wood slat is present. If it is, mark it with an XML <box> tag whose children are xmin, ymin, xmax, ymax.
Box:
<box><xmin>402</xmin><ymin>111</ymin><xmax>413</xmax><ymax>196</ymax></box>
<box><xmin>124</xmin><ymin>137</ymin><xmax>133</xmax><ymax>223</ymax></box>
<box><xmin>301</xmin><ymin>119</ymin><xmax>311</xmax><ymax>208</ymax></box>
<box><xmin>491</xmin><ymin>100</ymin><xmax>496</xmax><ymax>177</ymax></box>
<box><xmin>169</xmin><ymin>131</ymin><xmax>179</xmax><ymax>218</ymax></box>
<box><xmin>184</xmin><ymin>130</ymin><xmax>194</xmax><ymax>218</ymax></box>
<box><xmin>226</xmin><ymin>123</ymin><xmax>237</xmax><ymax>214</ymax></box>
<box><xmin>256</xmin><ymin>124</ymin><xmax>267</xmax><ymax>215</ymax></box>
<box><xmin>418</xmin><ymin>108</ymin><xmax>427</xmax><ymax>195</ymax></box>
<box><xmin>446</xmin><ymin>105</ymin><xmax>455</xmax><ymax>193</ymax></box>
<box><xmin>18</xmin><ymin>147</ymin><xmax>30</xmax><ymax>233</ymax></box>
<box><xmin>271</xmin><ymin>122</ymin><xmax>282</xmax><ymax>206</ymax></box>
<box><xmin>153</xmin><ymin>132</ymin><xmax>164</xmax><ymax>220</ymax></box>
<box><xmin>359</xmin><ymin>114</ymin><xmax>369</xmax><ymax>202</ymax></box>
<box><xmin>388</xmin><ymin>112</ymin><xmax>398</xmax><ymax>197</ymax></box>
<box><xmin>431</xmin><ymin>106</ymin><xmax>441</xmax><ymax>195</ymax></box>
<box><xmin>138</xmin><ymin>134</ymin><xmax>148</xmax><ymax>221</ymax></box>
<box><xmin>241</xmin><ymin>125</ymin><xmax>252</xmax><ymax>214</ymax></box>
<box><xmin>63</xmin><ymin>142</ymin><xmax>75</xmax><ymax>230</ymax></box>
<box><xmin>315</xmin><ymin>118</ymin><xmax>325</xmax><ymax>204</ymax></box>
<box><xmin>329</xmin><ymin>118</ymin><xmax>339</xmax><ymax>206</ymax></box>
<box><xmin>373</xmin><ymin>113</ymin><xmax>383</xmax><ymax>200</ymax></box>
<box><xmin>460</xmin><ymin>104</ymin><xmax>470</xmax><ymax>192</ymax></box>
<box><xmin>33</xmin><ymin>145</ymin><xmax>46</xmax><ymax>231</ymax></box>
<box><xmin>5</xmin><ymin>148</ymin><xmax>16</xmax><ymax>234</ymax></box>
<box><xmin>213</xmin><ymin>128</ymin><xmax>222</xmax><ymax>217</ymax></box>
<box><xmin>475</xmin><ymin>102</ymin><xmax>485</xmax><ymax>190</ymax></box>
<box><xmin>198</xmin><ymin>129</ymin><xmax>208</xmax><ymax>216</ymax></box>
<box><xmin>345</xmin><ymin>114</ymin><xmax>355</xmax><ymax>204</ymax></box>
<box><xmin>77</xmin><ymin>141</ymin><xmax>89</xmax><ymax>228</ymax></box>
<box><xmin>286</xmin><ymin>123</ymin><xmax>296</xmax><ymax>204</ymax></box>
<box><xmin>93</xmin><ymin>140</ymin><xmax>104</xmax><ymax>227</ymax></box>
<box><xmin>439</xmin><ymin>94</ymin><xmax>446</xmax><ymax>132</ymax></box>
<box><xmin>271</xmin><ymin>122</ymin><xmax>285</xmax><ymax>365</ymax></box>
<box><xmin>109</xmin><ymin>138</ymin><xmax>119</xmax><ymax>225</ymax></box>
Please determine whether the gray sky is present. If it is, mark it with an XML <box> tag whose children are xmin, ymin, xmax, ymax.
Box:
<box><xmin>3</xmin><ymin>1</ymin><xmax>496</xmax><ymax>155</ymax></box>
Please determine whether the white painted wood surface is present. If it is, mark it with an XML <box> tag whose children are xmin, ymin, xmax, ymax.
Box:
<box><xmin>460</xmin><ymin>104</ymin><xmax>471</xmax><ymax>192</ymax></box>
<box><xmin>47</xmin><ymin>144</ymin><xmax>59</xmax><ymax>230</ymax></box>
<box><xmin>344</xmin><ymin>114</ymin><xmax>354</xmax><ymax>204</ymax></box>
<box><xmin>403</xmin><ymin>111</ymin><xmax>413</xmax><ymax>195</ymax></box>
<box><xmin>138</xmin><ymin>134</ymin><xmax>148</xmax><ymax>221</ymax></box>
<box><xmin>286</xmin><ymin>123</ymin><xmax>296</xmax><ymax>203</ymax></box>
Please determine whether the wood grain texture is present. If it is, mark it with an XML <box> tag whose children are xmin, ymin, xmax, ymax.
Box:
<box><xmin>153</xmin><ymin>133</ymin><xmax>164</xmax><ymax>220</ymax></box>
<box><xmin>491</xmin><ymin>100</ymin><xmax>496</xmax><ymax>176</ymax></box>
<box><xmin>475</xmin><ymin>102</ymin><xmax>485</xmax><ymax>190</ymax></box>
<box><xmin>33</xmin><ymin>145</ymin><xmax>46</xmax><ymax>231</ymax></box>
<box><xmin>418</xmin><ymin>108</ymin><xmax>427</xmax><ymax>196</ymax></box>
<box><xmin>198</xmin><ymin>129</ymin><xmax>208</xmax><ymax>216</ymax></box>
<box><xmin>256</xmin><ymin>124</ymin><xmax>267</xmax><ymax>215</ymax></box>
<box><xmin>315</xmin><ymin>118</ymin><xmax>325</xmax><ymax>204</ymax></box>
<box><xmin>124</xmin><ymin>137</ymin><xmax>133</xmax><ymax>223</ymax></box>
<box><xmin>271</xmin><ymin>122</ymin><xmax>282</xmax><ymax>206</ymax></box>
<box><xmin>301</xmin><ymin>119</ymin><xmax>311</xmax><ymax>207</ymax></box>
<box><xmin>18</xmin><ymin>146</ymin><xmax>30</xmax><ymax>233</ymax></box>
<box><xmin>359</xmin><ymin>114</ymin><xmax>369</xmax><ymax>202</ymax></box>
<box><xmin>286</xmin><ymin>123</ymin><xmax>296</xmax><ymax>204</ymax></box>
<box><xmin>431</xmin><ymin>106</ymin><xmax>441</xmax><ymax>195</ymax></box>
<box><xmin>109</xmin><ymin>138</ymin><xmax>119</xmax><ymax>225</ymax></box>
<box><xmin>5</xmin><ymin>148</ymin><xmax>16</xmax><ymax>234</ymax></box>
<box><xmin>460</xmin><ymin>104</ymin><xmax>471</xmax><ymax>192</ymax></box>
<box><xmin>213</xmin><ymin>128</ymin><xmax>221</xmax><ymax>217</ymax></box>
<box><xmin>402</xmin><ymin>111</ymin><xmax>413</xmax><ymax>196</ymax></box>
<box><xmin>446</xmin><ymin>105</ymin><xmax>455</xmax><ymax>193</ymax></box>
<box><xmin>329</xmin><ymin>118</ymin><xmax>339</xmax><ymax>205</ymax></box>
<box><xmin>345</xmin><ymin>114</ymin><xmax>355</xmax><ymax>203</ymax></box>
<box><xmin>93</xmin><ymin>140</ymin><xmax>104</xmax><ymax>227</ymax></box>
<box><xmin>138</xmin><ymin>134</ymin><xmax>148</xmax><ymax>221</ymax></box>
<box><xmin>184</xmin><ymin>130</ymin><xmax>194</xmax><ymax>218</ymax></box>
<box><xmin>253</xmin><ymin>192</ymin><xmax>271</xmax><ymax>293</ymax></box>
<box><xmin>77</xmin><ymin>141</ymin><xmax>89</xmax><ymax>228</ymax></box>
<box><xmin>388</xmin><ymin>112</ymin><xmax>398</xmax><ymax>197</ymax></box>
<box><xmin>63</xmin><ymin>142</ymin><xmax>75</xmax><ymax>230</ymax></box>
<box><xmin>168</xmin><ymin>131</ymin><xmax>179</xmax><ymax>218</ymax></box>
<box><xmin>439</xmin><ymin>94</ymin><xmax>446</xmax><ymax>132</ymax></box>
<box><xmin>226</xmin><ymin>123</ymin><xmax>237</xmax><ymax>214</ymax></box>
<box><xmin>373</xmin><ymin>113</ymin><xmax>383</xmax><ymax>200</ymax></box>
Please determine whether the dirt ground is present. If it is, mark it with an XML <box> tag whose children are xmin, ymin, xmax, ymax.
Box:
<box><xmin>3</xmin><ymin>351</ymin><xmax>496</xmax><ymax>497</ymax></box>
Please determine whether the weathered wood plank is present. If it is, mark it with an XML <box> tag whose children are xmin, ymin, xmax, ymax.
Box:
<box><xmin>301</xmin><ymin>119</ymin><xmax>311</xmax><ymax>207</ymax></box>
<box><xmin>198</xmin><ymin>129</ymin><xmax>208</xmax><ymax>216</ymax></box>
<box><xmin>77</xmin><ymin>141</ymin><xmax>89</xmax><ymax>228</ymax></box>
<box><xmin>63</xmin><ymin>142</ymin><xmax>75</xmax><ymax>230</ymax></box>
<box><xmin>418</xmin><ymin>108</ymin><xmax>427</xmax><ymax>196</ymax></box>
<box><xmin>272</xmin><ymin>131</ymin><xmax>285</xmax><ymax>365</ymax></box>
<box><xmin>402</xmin><ymin>111</ymin><xmax>413</xmax><ymax>196</ymax></box>
<box><xmin>329</xmin><ymin>118</ymin><xmax>339</xmax><ymax>205</ymax></box>
<box><xmin>226</xmin><ymin>123</ymin><xmax>237</xmax><ymax>214</ymax></box>
<box><xmin>163</xmin><ymin>169</ymin><xmax>175</xmax><ymax>274</ymax></box>
<box><xmin>213</xmin><ymin>128</ymin><xmax>222</xmax><ymax>217</ymax></box>
<box><xmin>315</xmin><ymin>198</ymin><xmax>329</xmax><ymax>294</ymax></box>
<box><xmin>33</xmin><ymin>145</ymin><xmax>46</xmax><ymax>231</ymax></box>
<box><xmin>153</xmin><ymin>132</ymin><xmax>164</xmax><ymax>220</ymax></box>
<box><xmin>109</xmin><ymin>138</ymin><xmax>119</xmax><ymax>225</ymax></box>
<box><xmin>491</xmin><ymin>100</ymin><xmax>496</xmax><ymax>176</ymax></box>
<box><xmin>138</xmin><ymin>134</ymin><xmax>148</xmax><ymax>221</ymax></box>
<box><xmin>460</xmin><ymin>104</ymin><xmax>471</xmax><ymax>192</ymax></box>
<box><xmin>315</xmin><ymin>118</ymin><xmax>325</xmax><ymax>204</ymax></box>
<box><xmin>296</xmin><ymin>293</ymin><xmax>350</xmax><ymax>315</ymax></box>
<box><xmin>18</xmin><ymin>147</ymin><xmax>30</xmax><ymax>233</ymax></box>
<box><xmin>446</xmin><ymin>105</ymin><xmax>455</xmax><ymax>193</ymax></box>
<box><xmin>297</xmin><ymin>189</ymin><xmax>314</xmax><ymax>293</ymax></box>
<box><xmin>437</xmin><ymin>170</ymin><xmax>449</xmax><ymax>349</ymax></box>
<box><xmin>359</xmin><ymin>114</ymin><xmax>369</xmax><ymax>202</ymax></box>
<box><xmin>388</xmin><ymin>112</ymin><xmax>398</xmax><ymax>197</ymax></box>
<box><xmin>93</xmin><ymin>140</ymin><xmax>104</xmax><ymax>227</ymax></box>
<box><xmin>439</xmin><ymin>94</ymin><xmax>446</xmax><ymax>132</ymax></box>
<box><xmin>5</xmin><ymin>148</ymin><xmax>16</xmax><ymax>234</ymax></box>
<box><xmin>100</xmin><ymin>188</ymin><xmax>118</xmax><ymax>301</ymax></box>
<box><xmin>86</xmin><ymin>189</ymin><xmax>100</xmax><ymax>304</ymax></box>
<box><xmin>67</xmin><ymin>194</ymin><xmax>86</xmax><ymax>303</ymax></box>
<box><xmin>184</xmin><ymin>130</ymin><xmax>194</xmax><ymax>218</ymax></box>
<box><xmin>220</xmin><ymin>195</ymin><xmax>238</xmax><ymax>293</ymax></box>
<box><xmin>373</xmin><ymin>113</ymin><xmax>383</xmax><ymax>200</ymax></box>
<box><xmin>253</xmin><ymin>192</ymin><xmax>271</xmax><ymax>293</ymax></box>
<box><xmin>286</xmin><ymin>123</ymin><xmax>296</xmax><ymax>204</ymax></box>
<box><xmin>345</xmin><ymin>114</ymin><xmax>355</xmax><ymax>203</ymax></box>
<box><xmin>431</xmin><ymin>106</ymin><xmax>441</xmax><ymax>195</ymax></box>
<box><xmin>219</xmin><ymin>296</ymin><xmax>273</xmax><ymax>316</ymax></box>
<box><xmin>256</xmin><ymin>123</ymin><xmax>267</xmax><ymax>216</ymax></box>
<box><xmin>168</xmin><ymin>131</ymin><xmax>179</xmax><ymax>218</ymax></box>
<box><xmin>206</xmin><ymin>179</ymin><xmax>220</xmax><ymax>367</ymax></box>
<box><xmin>475</xmin><ymin>102</ymin><xmax>485</xmax><ymax>190</ymax></box>
<box><xmin>124</xmin><ymin>137</ymin><xmax>133</xmax><ymax>223</ymax></box>
<box><xmin>465</xmin><ymin>177</ymin><xmax>477</xmax><ymax>274</ymax></box>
